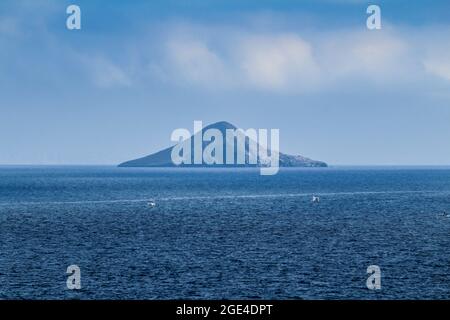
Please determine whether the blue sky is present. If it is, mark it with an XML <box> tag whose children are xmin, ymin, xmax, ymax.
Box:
<box><xmin>1</xmin><ymin>0</ymin><xmax>450</xmax><ymax>165</ymax></box>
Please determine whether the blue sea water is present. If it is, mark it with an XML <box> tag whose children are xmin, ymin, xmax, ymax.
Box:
<box><xmin>0</xmin><ymin>166</ymin><xmax>449</xmax><ymax>300</ymax></box>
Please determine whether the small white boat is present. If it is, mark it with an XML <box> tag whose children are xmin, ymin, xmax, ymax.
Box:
<box><xmin>148</xmin><ymin>201</ymin><xmax>156</xmax><ymax>208</ymax></box>
<box><xmin>312</xmin><ymin>196</ymin><xmax>320</xmax><ymax>203</ymax></box>
<box><xmin>439</xmin><ymin>211</ymin><xmax>449</xmax><ymax>218</ymax></box>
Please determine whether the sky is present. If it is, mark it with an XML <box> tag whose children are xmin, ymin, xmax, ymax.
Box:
<box><xmin>1</xmin><ymin>0</ymin><xmax>450</xmax><ymax>165</ymax></box>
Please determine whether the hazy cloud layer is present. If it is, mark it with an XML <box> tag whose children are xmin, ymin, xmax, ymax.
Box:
<box><xmin>154</xmin><ymin>23</ymin><xmax>450</xmax><ymax>93</ymax></box>
<box><xmin>1</xmin><ymin>7</ymin><xmax>449</xmax><ymax>94</ymax></box>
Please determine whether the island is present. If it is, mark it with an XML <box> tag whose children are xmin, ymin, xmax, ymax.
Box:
<box><xmin>119</xmin><ymin>121</ymin><xmax>327</xmax><ymax>168</ymax></box>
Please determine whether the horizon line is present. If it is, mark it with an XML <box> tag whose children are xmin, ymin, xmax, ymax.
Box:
<box><xmin>1</xmin><ymin>164</ymin><xmax>450</xmax><ymax>168</ymax></box>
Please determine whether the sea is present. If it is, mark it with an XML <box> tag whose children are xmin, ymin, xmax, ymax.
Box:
<box><xmin>0</xmin><ymin>166</ymin><xmax>449</xmax><ymax>299</ymax></box>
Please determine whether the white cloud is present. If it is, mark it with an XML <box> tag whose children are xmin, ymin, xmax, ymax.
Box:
<box><xmin>165</xmin><ymin>39</ymin><xmax>229</xmax><ymax>87</ymax></box>
<box><xmin>423</xmin><ymin>38</ymin><xmax>450</xmax><ymax>82</ymax></box>
<box><xmin>424</xmin><ymin>58</ymin><xmax>450</xmax><ymax>81</ymax></box>
<box><xmin>161</xmin><ymin>31</ymin><xmax>321</xmax><ymax>92</ymax></box>
<box><xmin>84</xmin><ymin>56</ymin><xmax>132</xmax><ymax>88</ymax></box>
<box><xmin>318</xmin><ymin>31</ymin><xmax>410</xmax><ymax>81</ymax></box>
<box><xmin>158</xmin><ymin>23</ymin><xmax>438</xmax><ymax>93</ymax></box>
<box><xmin>237</xmin><ymin>34</ymin><xmax>320</xmax><ymax>91</ymax></box>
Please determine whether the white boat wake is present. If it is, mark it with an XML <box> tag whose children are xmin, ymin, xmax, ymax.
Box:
<box><xmin>0</xmin><ymin>190</ymin><xmax>444</xmax><ymax>207</ymax></box>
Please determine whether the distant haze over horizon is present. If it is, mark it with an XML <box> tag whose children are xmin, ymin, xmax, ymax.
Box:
<box><xmin>1</xmin><ymin>0</ymin><xmax>450</xmax><ymax>165</ymax></box>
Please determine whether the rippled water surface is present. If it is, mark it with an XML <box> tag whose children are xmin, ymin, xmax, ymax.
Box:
<box><xmin>0</xmin><ymin>166</ymin><xmax>449</xmax><ymax>299</ymax></box>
